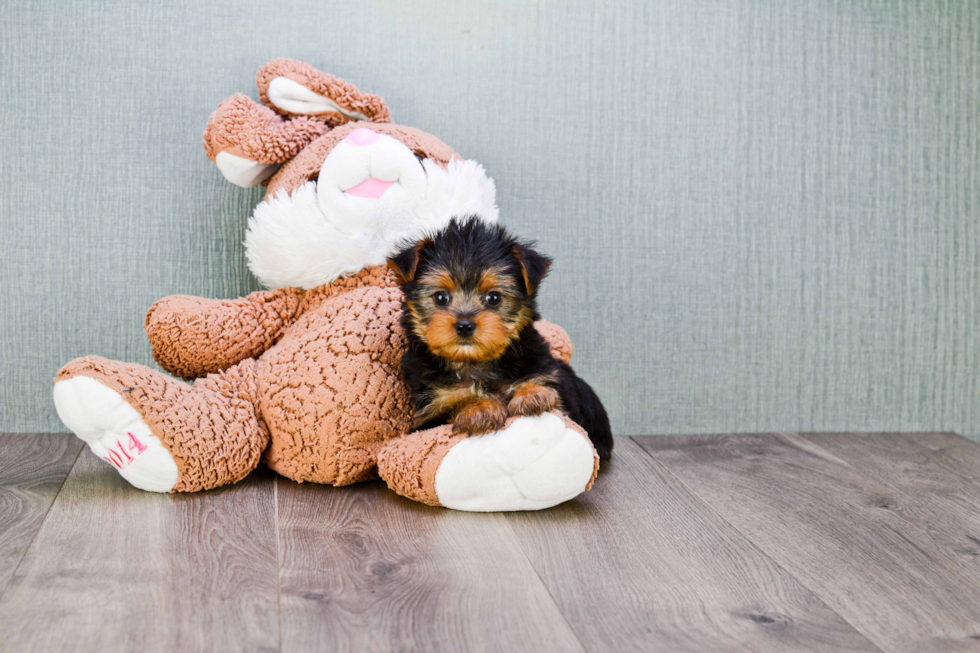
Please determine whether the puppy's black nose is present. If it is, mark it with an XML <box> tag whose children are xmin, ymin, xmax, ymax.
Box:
<box><xmin>455</xmin><ymin>319</ymin><xmax>476</xmax><ymax>337</ymax></box>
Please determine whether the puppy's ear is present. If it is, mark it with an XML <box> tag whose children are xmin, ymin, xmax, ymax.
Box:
<box><xmin>512</xmin><ymin>244</ymin><xmax>553</xmax><ymax>295</ymax></box>
<box><xmin>387</xmin><ymin>240</ymin><xmax>428</xmax><ymax>285</ymax></box>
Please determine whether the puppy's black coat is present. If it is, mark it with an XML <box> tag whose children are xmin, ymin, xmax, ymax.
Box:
<box><xmin>388</xmin><ymin>217</ymin><xmax>613</xmax><ymax>460</ymax></box>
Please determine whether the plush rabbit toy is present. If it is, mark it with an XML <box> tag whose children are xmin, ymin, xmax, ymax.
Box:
<box><xmin>52</xmin><ymin>59</ymin><xmax>598</xmax><ymax>511</ymax></box>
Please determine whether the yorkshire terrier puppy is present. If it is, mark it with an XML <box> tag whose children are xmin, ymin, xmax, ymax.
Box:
<box><xmin>387</xmin><ymin>216</ymin><xmax>613</xmax><ymax>459</ymax></box>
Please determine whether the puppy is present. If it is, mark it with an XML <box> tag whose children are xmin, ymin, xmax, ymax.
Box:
<box><xmin>387</xmin><ymin>216</ymin><xmax>613</xmax><ymax>459</ymax></box>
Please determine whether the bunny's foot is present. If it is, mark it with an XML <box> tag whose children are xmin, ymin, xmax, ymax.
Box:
<box><xmin>54</xmin><ymin>356</ymin><xmax>268</xmax><ymax>492</ymax></box>
<box><xmin>377</xmin><ymin>411</ymin><xmax>598</xmax><ymax>512</ymax></box>
<box><xmin>54</xmin><ymin>374</ymin><xmax>178</xmax><ymax>492</ymax></box>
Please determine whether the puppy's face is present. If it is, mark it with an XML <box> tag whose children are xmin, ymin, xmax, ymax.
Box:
<box><xmin>389</xmin><ymin>219</ymin><xmax>552</xmax><ymax>364</ymax></box>
<box><xmin>407</xmin><ymin>262</ymin><xmax>533</xmax><ymax>363</ymax></box>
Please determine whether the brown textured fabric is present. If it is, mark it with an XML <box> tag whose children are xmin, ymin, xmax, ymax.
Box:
<box><xmin>263</xmin><ymin>121</ymin><xmax>458</xmax><ymax>200</ymax></box>
<box><xmin>55</xmin><ymin>356</ymin><xmax>268</xmax><ymax>493</ymax></box>
<box><xmin>298</xmin><ymin>265</ymin><xmax>398</xmax><ymax>303</ymax></box>
<box><xmin>258</xmin><ymin>269</ymin><xmax>414</xmax><ymax>486</ymax></box>
<box><xmin>148</xmin><ymin>265</ymin><xmax>408</xmax><ymax>487</ymax></box>
<box><xmin>555</xmin><ymin>412</ymin><xmax>600</xmax><ymax>490</ymax></box>
<box><xmin>202</xmin><ymin>93</ymin><xmax>328</xmax><ymax>163</ymax></box>
<box><xmin>375</xmin><ymin>424</ymin><xmax>464</xmax><ymax>506</ymax></box>
<box><xmin>533</xmin><ymin>320</ymin><xmax>574</xmax><ymax>364</ymax></box>
<box><xmin>146</xmin><ymin>287</ymin><xmax>306</xmax><ymax>380</ymax></box>
<box><xmin>255</xmin><ymin>58</ymin><xmax>392</xmax><ymax>125</ymax></box>
<box><xmin>58</xmin><ymin>267</ymin><xmax>409</xmax><ymax>491</ymax></box>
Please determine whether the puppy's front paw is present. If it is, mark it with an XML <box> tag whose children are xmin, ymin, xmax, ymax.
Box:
<box><xmin>452</xmin><ymin>398</ymin><xmax>509</xmax><ymax>435</ymax></box>
<box><xmin>508</xmin><ymin>382</ymin><xmax>560</xmax><ymax>417</ymax></box>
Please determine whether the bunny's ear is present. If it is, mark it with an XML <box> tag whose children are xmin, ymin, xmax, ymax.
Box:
<box><xmin>202</xmin><ymin>93</ymin><xmax>328</xmax><ymax>187</ymax></box>
<box><xmin>256</xmin><ymin>59</ymin><xmax>392</xmax><ymax>126</ymax></box>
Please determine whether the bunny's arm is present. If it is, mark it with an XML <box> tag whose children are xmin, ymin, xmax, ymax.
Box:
<box><xmin>534</xmin><ymin>320</ymin><xmax>574</xmax><ymax>364</ymax></box>
<box><xmin>145</xmin><ymin>287</ymin><xmax>307</xmax><ymax>380</ymax></box>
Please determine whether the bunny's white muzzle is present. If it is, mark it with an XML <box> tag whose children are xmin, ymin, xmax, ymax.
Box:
<box><xmin>316</xmin><ymin>129</ymin><xmax>429</xmax><ymax>239</ymax></box>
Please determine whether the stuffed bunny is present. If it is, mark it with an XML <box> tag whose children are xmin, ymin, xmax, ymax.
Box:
<box><xmin>52</xmin><ymin>59</ymin><xmax>598</xmax><ymax>511</ymax></box>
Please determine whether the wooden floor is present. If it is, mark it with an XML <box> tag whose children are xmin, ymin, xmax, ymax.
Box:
<box><xmin>1</xmin><ymin>433</ymin><xmax>979</xmax><ymax>652</ymax></box>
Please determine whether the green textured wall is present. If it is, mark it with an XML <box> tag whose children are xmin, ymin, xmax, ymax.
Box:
<box><xmin>1</xmin><ymin>0</ymin><xmax>978</xmax><ymax>439</ymax></box>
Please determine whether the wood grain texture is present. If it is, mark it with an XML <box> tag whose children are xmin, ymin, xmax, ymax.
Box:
<box><xmin>276</xmin><ymin>478</ymin><xmax>585</xmax><ymax>653</ymax></box>
<box><xmin>504</xmin><ymin>438</ymin><xmax>881</xmax><ymax>653</ymax></box>
<box><xmin>899</xmin><ymin>431</ymin><xmax>980</xmax><ymax>485</ymax></box>
<box><xmin>0</xmin><ymin>433</ymin><xmax>82</xmax><ymax>600</ymax></box>
<box><xmin>637</xmin><ymin>433</ymin><xmax>980</xmax><ymax>653</ymax></box>
<box><xmin>0</xmin><ymin>449</ymin><xmax>280</xmax><ymax>653</ymax></box>
<box><xmin>3</xmin><ymin>0</ymin><xmax>979</xmax><ymax>442</ymax></box>
<box><xmin>4</xmin><ymin>431</ymin><xmax>980</xmax><ymax>651</ymax></box>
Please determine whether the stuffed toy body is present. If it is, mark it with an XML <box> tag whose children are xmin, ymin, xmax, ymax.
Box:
<box><xmin>53</xmin><ymin>59</ymin><xmax>599</xmax><ymax>511</ymax></box>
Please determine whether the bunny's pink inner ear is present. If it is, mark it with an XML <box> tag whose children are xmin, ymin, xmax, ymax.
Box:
<box><xmin>256</xmin><ymin>58</ymin><xmax>392</xmax><ymax>125</ymax></box>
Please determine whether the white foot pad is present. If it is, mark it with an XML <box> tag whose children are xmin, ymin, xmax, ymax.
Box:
<box><xmin>53</xmin><ymin>376</ymin><xmax>179</xmax><ymax>492</ymax></box>
<box><xmin>434</xmin><ymin>412</ymin><xmax>597</xmax><ymax>512</ymax></box>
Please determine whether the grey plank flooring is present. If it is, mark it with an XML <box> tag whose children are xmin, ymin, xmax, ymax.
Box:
<box><xmin>797</xmin><ymin>432</ymin><xmax>980</xmax><ymax>572</ymax></box>
<box><xmin>504</xmin><ymin>438</ymin><xmax>882</xmax><ymax>653</ymax></box>
<box><xmin>2</xmin><ymin>432</ymin><xmax>979</xmax><ymax>652</ymax></box>
<box><xmin>0</xmin><ymin>433</ymin><xmax>82</xmax><ymax>599</ymax></box>
<box><xmin>892</xmin><ymin>431</ymin><xmax>980</xmax><ymax>487</ymax></box>
<box><xmin>636</xmin><ymin>433</ymin><xmax>980</xmax><ymax>653</ymax></box>
<box><xmin>0</xmin><ymin>448</ymin><xmax>280</xmax><ymax>653</ymax></box>
<box><xmin>276</xmin><ymin>478</ymin><xmax>584</xmax><ymax>653</ymax></box>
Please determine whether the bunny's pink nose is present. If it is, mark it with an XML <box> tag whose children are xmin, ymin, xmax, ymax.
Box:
<box><xmin>346</xmin><ymin>128</ymin><xmax>380</xmax><ymax>146</ymax></box>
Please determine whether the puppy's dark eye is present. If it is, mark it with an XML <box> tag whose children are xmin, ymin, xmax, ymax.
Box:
<box><xmin>485</xmin><ymin>291</ymin><xmax>502</xmax><ymax>306</ymax></box>
<box><xmin>433</xmin><ymin>291</ymin><xmax>451</xmax><ymax>306</ymax></box>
